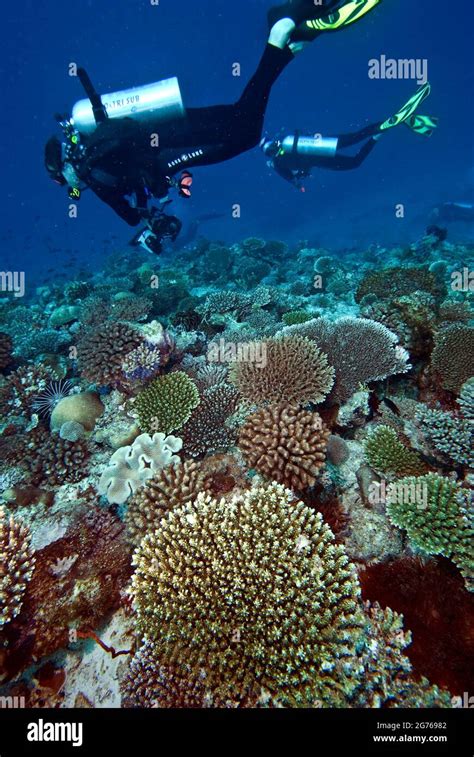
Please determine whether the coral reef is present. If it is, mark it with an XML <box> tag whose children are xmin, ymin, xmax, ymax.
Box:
<box><xmin>181</xmin><ymin>383</ymin><xmax>240</xmax><ymax>457</ymax></box>
<box><xmin>14</xmin><ymin>428</ymin><xmax>91</xmax><ymax>488</ymax></box>
<box><xmin>413</xmin><ymin>405</ymin><xmax>473</xmax><ymax>468</ymax></box>
<box><xmin>0</xmin><ymin>332</ymin><xmax>13</xmax><ymax>372</ymax></box>
<box><xmin>239</xmin><ymin>404</ymin><xmax>330</xmax><ymax>490</ymax></box>
<box><xmin>355</xmin><ymin>266</ymin><xmax>445</xmax><ymax>303</ymax></box>
<box><xmin>230</xmin><ymin>336</ymin><xmax>334</xmax><ymax>406</ymax></box>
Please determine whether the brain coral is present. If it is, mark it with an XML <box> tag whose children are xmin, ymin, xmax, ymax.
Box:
<box><xmin>98</xmin><ymin>432</ymin><xmax>183</xmax><ymax>505</ymax></box>
<box><xmin>278</xmin><ymin>317</ymin><xmax>410</xmax><ymax>404</ymax></box>
<box><xmin>355</xmin><ymin>266</ymin><xmax>446</xmax><ymax>304</ymax></box>
<box><xmin>125</xmin><ymin>460</ymin><xmax>209</xmax><ymax>545</ymax></box>
<box><xmin>77</xmin><ymin>322</ymin><xmax>142</xmax><ymax>386</ymax></box>
<box><xmin>431</xmin><ymin>325</ymin><xmax>474</xmax><ymax>394</ymax></box>
<box><xmin>0</xmin><ymin>508</ymin><xmax>35</xmax><ymax>627</ymax></box>
<box><xmin>130</xmin><ymin>482</ymin><xmax>364</xmax><ymax>706</ymax></box>
<box><xmin>364</xmin><ymin>425</ymin><xmax>428</xmax><ymax>477</ymax></box>
<box><xmin>386</xmin><ymin>473</ymin><xmax>473</xmax><ymax>591</ymax></box>
<box><xmin>239</xmin><ymin>403</ymin><xmax>330</xmax><ymax>490</ymax></box>
<box><xmin>230</xmin><ymin>336</ymin><xmax>334</xmax><ymax>406</ymax></box>
<box><xmin>133</xmin><ymin>371</ymin><xmax>200</xmax><ymax>435</ymax></box>
<box><xmin>181</xmin><ymin>383</ymin><xmax>240</xmax><ymax>458</ymax></box>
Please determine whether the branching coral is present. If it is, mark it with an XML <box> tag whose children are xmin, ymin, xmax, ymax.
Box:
<box><xmin>181</xmin><ymin>384</ymin><xmax>240</xmax><ymax>458</ymax></box>
<box><xmin>125</xmin><ymin>460</ymin><xmax>210</xmax><ymax>546</ymax></box>
<box><xmin>414</xmin><ymin>406</ymin><xmax>473</xmax><ymax>468</ymax></box>
<box><xmin>239</xmin><ymin>403</ymin><xmax>330</xmax><ymax>490</ymax></box>
<box><xmin>129</xmin><ymin>482</ymin><xmax>364</xmax><ymax>707</ymax></box>
<box><xmin>98</xmin><ymin>432</ymin><xmax>183</xmax><ymax>505</ymax></box>
<box><xmin>0</xmin><ymin>507</ymin><xmax>35</xmax><ymax>627</ymax></box>
<box><xmin>364</xmin><ymin>425</ymin><xmax>428</xmax><ymax>477</ymax></box>
<box><xmin>231</xmin><ymin>336</ymin><xmax>334</xmax><ymax>406</ymax></box>
<box><xmin>431</xmin><ymin>325</ymin><xmax>474</xmax><ymax>394</ymax></box>
<box><xmin>15</xmin><ymin>428</ymin><xmax>91</xmax><ymax>487</ymax></box>
<box><xmin>386</xmin><ymin>474</ymin><xmax>473</xmax><ymax>591</ymax></box>
<box><xmin>278</xmin><ymin>317</ymin><xmax>410</xmax><ymax>404</ymax></box>
<box><xmin>133</xmin><ymin>371</ymin><xmax>200</xmax><ymax>435</ymax></box>
<box><xmin>77</xmin><ymin>322</ymin><xmax>142</xmax><ymax>387</ymax></box>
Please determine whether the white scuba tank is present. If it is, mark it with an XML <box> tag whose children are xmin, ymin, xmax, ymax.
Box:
<box><xmin>71</xmin><ymin>77</ymin><xmax>185</xmax><ymax>135</ymax></box>
<box><xmin>281</xmin><ymin>135</ymin><xmax>339</xmax><ymax>158</ymax></box>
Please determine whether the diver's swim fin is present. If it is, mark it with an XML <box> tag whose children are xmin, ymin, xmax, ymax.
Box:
<box><xmin>380</xmin><ymin>83</ymin><xmax>431</xmax><ymax>131</ymax></box>
<box><xmin>268</xmin><ymin>0</ymin><xmax>338</xmax><ymax>29</ymax></box>
<box><xmin>404</xmin><ymin>114</ymin><xmax>439</xmax><ymax>137</ymax></box>
<box><xmin>292</xmin><ymin>0</ymin><xmax>382</xmax><ymax>40</ymax></box>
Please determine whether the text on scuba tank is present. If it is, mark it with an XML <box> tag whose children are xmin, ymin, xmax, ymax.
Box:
<box><xmin>105</xmin><ymin>94</ymin><xmax>141</xmax><ymax>111</ymax></box>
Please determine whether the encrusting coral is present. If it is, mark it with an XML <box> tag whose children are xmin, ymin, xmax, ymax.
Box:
<box><xmin>239</xmin><ymin>403</ymin><xmax>330</xmax><ymax>490</ymax></box>
<box><xmin>230</xmin><ymin>335</ymin><xmax>334</xmax><ymax>406</ymax></box>
<box><xmin>129</xmin><ymin>482</ymin><xmax>365</xmax><ymax>707</ymax></box>
<box><xmin>364</xmin><ymin>424</ymin><xmax>428</xmax><ymax>477</ymax></box>
<box><xmin>133</xmin><ymin>371</ymin><xmax>200</xmax><ymax>435</ymax></box>
<box><xmin>0</xmin><ymin>507</ymin><xmax>35</xmax><ymax>627</ymax></box>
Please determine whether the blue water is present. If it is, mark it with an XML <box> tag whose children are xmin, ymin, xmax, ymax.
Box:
<box><xmin>2</xmin><ymin>0</ymin><xmax>474</xmax><ymax>281</ymax></box>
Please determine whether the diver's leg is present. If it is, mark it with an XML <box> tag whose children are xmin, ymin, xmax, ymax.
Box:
<box><xmin>337</xmin><ymin>122</ymin><xmax>382</xmax><ymax>149</ymax></box>
<box><xmin>292</xmin><ymin>0</ymin><xmax>382</xmax><ymax>43</ymax></box>
<box><xmin>332</xmin><ymin>137</ymin><xmax>379</xmax><ymax>170</ymax></box>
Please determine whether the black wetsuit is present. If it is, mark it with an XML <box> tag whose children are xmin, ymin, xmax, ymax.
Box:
<box><xmin>273</xmin><ymin>122</ymin><xmax>382</xmax><ymax>185</ymax></box>
<box><xmin>77</xmin><ymin>44</ymin><xmax>294</xmax><ymax>226</ymax></box>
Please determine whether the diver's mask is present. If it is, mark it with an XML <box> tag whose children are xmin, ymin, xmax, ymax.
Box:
<box><xmin>260</xmin><ymin>138</ymin><xmax>281</xmax><ymax>159</ymax></box>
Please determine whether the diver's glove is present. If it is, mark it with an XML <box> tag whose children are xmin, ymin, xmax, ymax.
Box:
<box><xmin>130</xmin><ymin>212</ymin><xmax>183</xmax><ymax>255</ymax></box>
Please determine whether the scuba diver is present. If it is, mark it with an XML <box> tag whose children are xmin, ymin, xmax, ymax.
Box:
<box><xmin>262</xmin><ymin>83</ymin><xmax>438</xmax><ymax>190</ymax></box>
<box><xmin>430</xmin><ymin>202</ymin><xmax>474</xmax><ymax>224</ymax></box>
<box><xmin>44</xmin><ymin>0</ymin><xmax>382</xmax><ymax>254</ymax></box>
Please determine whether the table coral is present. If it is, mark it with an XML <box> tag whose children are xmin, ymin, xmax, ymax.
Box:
<box><xmin>231</xmin><ymin>335</ymin><xmax>334</xmax><ymax>406</ymax></box>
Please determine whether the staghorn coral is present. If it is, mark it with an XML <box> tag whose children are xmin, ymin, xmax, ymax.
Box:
<box><xmin>278</xmin><ymin>317</ymin><xmax>410</xmax><ymax>404</ymax></box>
<box><xmin>431</xmin><ymin>325</ymin><xmax>474</xmax><ymax>394</ymax></box>
<box><xmin>181</xmin><ymin>383</ymin><xmax>240</xmax><ymax>458</ymax></box>
<box><xmin>231</xmin><ymin>336</ymin><xmax>334</xmax><ymax>406</ymax></box>
<box><xmin>386</xmin><ymin>474</ymin><xmax>473</xmax><ymax>591</ymax></box>
<box><xmin>98</xmin><ymin>432</ymin><xmax>182</xmax><ymax>505</ymax></box>
<box><xmin>125</xmin><ymin>460</ymin><xmax>210</xmax><ymax>546</ymax></box>
<box><xmin>129</xmin><ymin>482</ymin><xmax>365</xmax><ymax>707</ymax></box>
<box><xmin>459</xmin><ymin>377</ymin><xmax>474</xmax><ymax>420</ymax></box>
<box><xmin>0</xmin><ymin>333</ymin><xmax>13</xmax><ymax>372</ymax></box>
<box><xmin>77</xmin><ymin>322</ymin><xmax>142</xmax><ymax>387</ymax></box>
<box><xmin>15</xmin><ymin>428</ymin><xmax>91</xmax><ymax>488</ymax></box>
<box><xmin>355</xmin><ymin>266</ymin><xmax>445</xmax><ymax>304</ymax></box>
<box><xmin>0</xmin><ymin>507</ymin><xmax>35</xmax><ymax>627</ymax></box>
<box><xmin>414</xmin><ymin>405</ymin><xmax>473</xmax><ymax>468</ymax></box>
<box><xmin>239</xmin><ymin>403</ymin><xmax>330</xmax><ymax>490</ymax></box>
<box><xmin>364</xmin><ymin>425</ymin><xmax>428</xmax><ymax>477</ymax></box>
<box><xmin>133</xmin><ymin>371</ymin><xmax>200</xmax><ymax>435</ymax></box>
